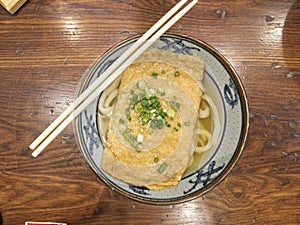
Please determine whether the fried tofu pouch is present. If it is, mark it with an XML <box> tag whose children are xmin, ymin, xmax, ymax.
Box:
<box><xmin>101</xmin><ymin>48</ymin><xmax>205</xmax><ymax>189</ymax></box>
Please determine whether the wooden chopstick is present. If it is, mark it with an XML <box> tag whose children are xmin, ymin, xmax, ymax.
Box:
<box><xmin>30</xmin><ymin>0</ymin><xmax>198</xmax><ymax>157</ymax></box>
<box><xmin>29</xmin><ymin>0</ymin><xmax>189</xmax><ymax>152</ymax></box>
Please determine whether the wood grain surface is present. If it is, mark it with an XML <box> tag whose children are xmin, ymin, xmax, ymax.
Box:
<box><xmin>0</xmin><ymin>0</ymin><xmax>299</xmax><ymax>224</ymax></box>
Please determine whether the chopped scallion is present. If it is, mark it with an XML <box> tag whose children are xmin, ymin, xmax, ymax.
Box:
<box><xmin>184</xmin><ymin>121</ymin><xmax>191</xmax><ymax>126</ymax></box>
<box><xmin>126</xmin><ymin>83</ymin><xmax>182</xmax><ymax>132</ymax></box>
<box><xmin>141</xmin><ymin>99</ymin><xmax>148</xmax><ymax>107</ymax></box>
<box><xmin>142</xmin><ymin>117</ymin><xmax>148</xmax><ymax>124</ymax></box>
<box><xmin>165</xmin><ymin>121</ymin><xmax>171</xmax><ymax>128</ymax></box>
<box><xmin>174</xmin><ymin>71</ymin><xmax>180</xmax><ymax>77</ymax></box>
<box><xmin>157</xmin><ymin>87</ymin><xmax>164</xmax><ymax>93</ymax></box>
<box><xmin>137</xmin><ymin>133</ymin><xmax>143</xmax><ymax>143</ymax></box>
<box><xmin>150</xmin><ymin>109</ymin><xmax>156</xmax><ymax>114</ymax></box>
<box><xmin>118</xmin><ymin>124</ymin><xmax>127</xmax><ymax>132</ymax></box>
<box><xmin>122</xmin><ymin>132</ymin><xmax>141</xmax><ymax>152</ymax></box>
<box><xmin>137</xmin><ymin>80</ymin><xmax>147</xmax><ymax>89</ymax></box>
<box><xmin>167</xmin><ymin>109</ymin><xmax>175</xmax><ymax>118</ymax></box>
<box><xmin>151</xmin><ymin>73</ymin><xmax>158</xmax><ymax>78</ymax></box>
<box><xmin>158</xmin><ymin>162</ymin><xmax>168</xmax><ymax>174</ymax></box>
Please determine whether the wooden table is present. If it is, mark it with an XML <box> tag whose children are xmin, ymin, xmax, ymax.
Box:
<box><xmin>0</xmin><ymin>0</ymin><xmax>299</xmax><ymax>224</ymax></box>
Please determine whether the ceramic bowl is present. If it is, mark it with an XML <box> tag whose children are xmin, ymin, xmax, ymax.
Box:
<box><xmin>74</xmin><ymin>33</ymin><xmax>249</xmax><ymax>204</ymax></box>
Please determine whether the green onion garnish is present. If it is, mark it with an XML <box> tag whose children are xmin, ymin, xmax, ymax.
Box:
<box><xmin>125</xmin><ymin>107</ymin><xmax>132</xmax><ymax>121</ymax></box>
<box><xmin>174</xmin><ymin>71</ymin><xmax>180</xmax><ymax>77</ymax></box>
<box><xmin>122</xmin><ymin>132</ymin><xmax>141</xmax><ymax>152</ymax></box>
<box><xmin>126</xmin><ymin>84</ymin><xmax>182</xmax><ymax>131</ymax></box>
<box><xmin>167</xmin><ymin>109</ymin><xmax>175</xmax><ymax>118</ymax></box>
<box><xmin>157</xmin><ymin>87</ymin><xmax>165</xmax><ymax>96</ymax></box>
<box><xmin>158</xmin><ymin>162</ymin><xmax>168</xmax><ymax>174</ymax></box>
<box><xmin>137</xmin><ymin>80</ymin><xmax>147</xmax><ymax>89</ymax></box>
<box><xmin>118</xmin><ymin>124</ymin><xmax>126</xmax><ymax>132</ymax></box>
<box><xmin>184</xmin><ymin>121</ymin><xmax>191</xmax><ymax>126</ymax></box>
<box><xmin>151</xmin><ymin>73</ymin><xmax>158</xmax><ymax>78</ymax></box>
<box><xmin>150</xmin><ymin>118</ymin><xmax>164</xmax><ymax>129</ymax></box>
<box><xmin>141</xmin><ymin>99</ymin><xmax>148</xmax><ymax>107</ymax></box>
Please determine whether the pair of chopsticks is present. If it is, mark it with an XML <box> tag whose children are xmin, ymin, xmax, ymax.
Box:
<box><xmin>29</xmin><ymin>0</ymin><xmax>198</xmax><ymax>157</ymax></box>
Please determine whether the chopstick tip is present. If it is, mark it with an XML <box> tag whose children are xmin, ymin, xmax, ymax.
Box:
<box><xmin>31</xmin><ymin>151</ymin><xmax>39</xmax><ymax>158</ymax></box>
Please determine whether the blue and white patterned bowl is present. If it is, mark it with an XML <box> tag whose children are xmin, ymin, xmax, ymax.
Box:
<box><xmin>74</xmin><ymin>33</ymin><xmax>249</xmax><ymax>204</ymax></box>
